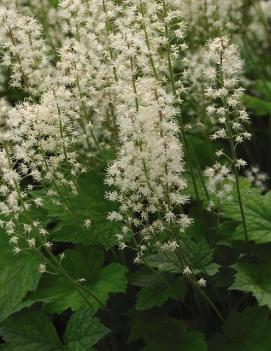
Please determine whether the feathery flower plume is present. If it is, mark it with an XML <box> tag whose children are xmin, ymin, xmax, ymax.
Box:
<box><xmin>203</xmin><ymin>37</ymin><xmax>251</xmax><ymax>150</ymax></box>
<box><xmin>103</xmin><ymin>0</ymin><xmax>193</xmax><ymax>263</ymax></box>
<box><xmin>106</xmin><ymin>77</ymin><xmax>191</xmax><ymax>262</ymax></box>
<box><xmin>57</xmin><ymin>0</ymin><xmax>121</xmax><ymax>152</ymax></box>
<box><xmin>182</xmin><ymin>0</ymin><xmax>247</xmax><ymax>45</ymax></box>
<box><xmin>10</xmin><ymin>87</ymin><xmax>84</xmax><ymax>191</ymax></box>
<box><xmin>0</xmin><ymin>6</ymin><xmax>51</xmax><ymax>94</ymax></box>
<box><xmin>203</xmin><ymin>36</ymin><xmax>251</xmax><ymax>249</ymax></box>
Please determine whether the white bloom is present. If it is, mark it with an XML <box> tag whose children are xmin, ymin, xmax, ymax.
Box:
<box><xmin>198</xmin><ymin>278</ymin><xmax>207</xmax><ymax>287</ymax></box>
<box><xmin>27</xmin><ymin>238</ymin><xmax>36</xmax><ymax>248</ymax></box>
<box><xmin>183</xmin><ymin>266</ymin><xmax>192</xmax><ymax>275</ymax></box>
<box><xmin>39</xmin><ymin>264</ymin><xmax>47</xmax><ymax>273</ymax></box>
<box><xmin>204</xmin><ymin>163</ymin><xmax>234</xmax><ymax>203</ymax></box>
<box><xmin>83</xmin><ymin>218</ymin><xmax>92</xmax><ymax>229</ymax></box>
<box><xmin>13</xmin><ymin>246</ymin><xmax>21</xmax><ymax>254</ymax></box>
<box><xmin>245</xmin><ymin>166</ymin><xmax>268</xmax><ymax>192</ymax></box>
<box><xmin>0</xmin><ymin>7</ymin><xmax>51</xmax><ymax>94</ymax></box>
<box><xmin>236</xmin><ymin>159</ymin><xmax>247</xmax><ymax>169</ymax></box>
<box><xmin>33</xmin><ymin>198</ymin><xmax>43</xmax><ymax>208</ymax></box>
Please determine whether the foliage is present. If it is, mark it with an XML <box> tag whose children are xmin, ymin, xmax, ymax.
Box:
<box><xmin>209</xmin><ymin>306</ymin><xmax>271</xmax><ymax>351</ymax></box>
<box><xmin>0</xmin><ymin>309</ymin><xmax>108</xmax><ymax>350</ymax></box>
<box><xmin>0</xmin><ymin>235</ymin><xmax>42</xmax><ymax>322</ymax></box>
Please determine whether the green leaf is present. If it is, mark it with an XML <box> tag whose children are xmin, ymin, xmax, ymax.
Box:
<box><xmin>243</xmin><ymin>94</ymin><xmax>271</xmax><ymax>116</ymax></box>
<box><xmin>209</xmin><ymin>306</ymin><xmax>271</xmax><ymax>351</ymax></box>
<box><xmin>27</xmin><ymin>246</ymin><xmax>128</xmax><ymax>314</ymax></box>
<box><xmin>186</xmin><ymin>134</ymin><xmax>214</xmax><ymax>169</ymax></box>
<box><xmin>230</xmin><ymin>259</ymin><xmax>271</xmax><ymax>309</ymax></box>
<box><xmin>136</xmin><ymin>277</ymin><xmax>186</xmax><ymax>310</ymax></box>
<box><xmin>223</xmin><ymin>189</ymin><xmax>271</xmax><ymax>244</ymax></box>
<box><xmin>146</xmin><ymin>221</ymin><xmax>220</xmax><ymax>277</ymax></box>
<box><xmin>0</xmin><ymin>310</ymin><xmax>62</xmax><ymax>351</ymax></box>
<box><xmin>35</xmin><ymin>171</ymin><xmax>120</xmax><ymax>248</ymax></box>
<box><xmin>179</xmin><ymin>227</ymin><xmax>220</xmax><ymax>276</ymax></box>
<box><xmin>253</xmin><ymin>80</ymin><xmax>271</xmax><ymax>100</ymax></box>
<box><xmin>64</xmin><ymin>309</ymin><xmax>109</xmax><ymax>351</ymax></box>
<box><xmin>145</xmin><ymin>253</ymin><xmax>179</xmax><ymax>273</ymax></box>
<box><xmin>130</xmin><ymin>310</ymin><xmax>207</xmax><ymax>351</ymax></box>
<box><xmin>0</xmin><ymin>236</ymin><xmax>42</xmax><ymax>322</ymax></box>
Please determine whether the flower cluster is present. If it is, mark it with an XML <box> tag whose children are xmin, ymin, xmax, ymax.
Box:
<box><xmin>0</xmin><ymin>134</ymin><xmax>50</xmax><ymax>255</ymax></box>
<box><xmin>10</xmin><ymin>87</ymin><xmax>84</xmax><ymax>190</ymax></box>
<box><xmin>203</xmin><ymin>37</ymin><xmax>251</xmax><ymax>167</ymax></box>
<box><xmin>1</xmin><ymin>0</ymin><xmax>63</xmax><ymax>52</ymax></box>
<box><xmin>106</xmin><ymin>79</ymin><xmax>191</xmax><ymax>262</ymax></box>
<box><xmin>0</xmin><ymin>86</ymin><xmax>87</xmax><ymax>255</ymax></box>
<box><xmin>0</xmin><ymin>6</ymin><xmax>51</xmax><ymax>94</ymax></box>
<box><xmin>204</xmin><ymin>162</ymin><xmax>234</xmax><ymax>210</ymax></box>
<box><xmin>56</xmin><ymin>0</ymin><xmax>122</xmax><ymax>152</ymax></box>
<box><xmin>245</xmin><ymin>166</ymin><xmax>268</xmax><ymax>193</ymax></box>
<box><xmin>103</xmin><ymin>0</ymin><xmax>191</xmax><ymax>263</ymax></box>
<box><xmin>183</xmin><ymin>0</ymin><xmax>247</xmax><ymax>45</ymax></box>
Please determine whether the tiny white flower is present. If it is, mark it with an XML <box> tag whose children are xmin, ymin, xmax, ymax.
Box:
<box><xmin>236</xmin><ymin>159</ymin><xmax>247</xmax><ymax>169</ymax></box>
<box><xmin>183</xmin><ymin>266</ymin><xmax>192</xmax><ymax>275</ymax></box>
<box><xmin>33</xmin><ymin>197</ymin><xmax>43</xmax><ymax>207</ymax></box>
<box><xmin>216</xmin><ymin>150</ymin><xmax>223</xmax><ymax>158</ymax></box>
<box><xmin>13</xmin><ymin>246</ymin><xmax>21</xmax><ymax>255</ymax></box>
<box><xmin>198</xmin><ymin>278</ymin><xmax>207</xmax><ymax>287</ymax></box>
<box><xmin>27</xmin><ymin>238</ymin><xmax>36</xmax><ymax>248</ymax></box>
<box><xmin>44</xmin><ymin>241</ymin><xmax>53</xmax><ymax>249</ymax></box>
<box><xmin>83</xmin><ymin>218</ymin><xmax>92</xmax><ymax>229</ymax></box>
<box><xmin>39</xmin><ymin>264</ymin><xmax>47</xmax><ymax>273</ymax></box>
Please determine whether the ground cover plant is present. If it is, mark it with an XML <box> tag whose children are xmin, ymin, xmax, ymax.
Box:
<box><xmin>1</xmin><ymin>0</ymin><xmax>271</xmax><ymax>350</ymax></box>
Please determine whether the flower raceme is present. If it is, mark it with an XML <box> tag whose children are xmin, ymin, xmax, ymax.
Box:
<box><xmin>102</xmin><ymin>0</ymin><xmax>192</xmax><ymax>263</ymax></box>
<box><xmin>182</xmin><ymin>0</ymin><xmax>246</xmax><ymax>46</ymax></box>
<box><xmin>203</xmin><ymin>37</ymin><xmax>251</xmax><ymax>155</ymax></box>
<box><xmin>106</xmin><ymin>78</ymin><xmax>191</xmax><ymax>263</ymax></box>
<box><xmin>203</xmin><ymin>36</ymin><xmax>251</xmax><ymax>249</ymax></box>
<box><xmin>10</xmin><ymin>87</ymin><xmax>84</xmax><ymax>188</ymax></box>
<box><xmin>0</xmin><ymin>87</ymin><xmax>86</xmax><ymax>255</ymax></box>
<box><xmin>57</xmin><ymin>0</ymin><xmax>122</xmax><ymax>151</ymax></box>
<box><xmin>0</xmin><ymin>6</ymin><xmax>51</xmax><ymax>94</ymax></box>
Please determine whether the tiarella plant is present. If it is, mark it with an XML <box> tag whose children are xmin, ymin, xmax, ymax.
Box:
<box><xmin>0</xmin><ymin>0</ymin><xmax>271</xmax><ymax>350</ymax></box>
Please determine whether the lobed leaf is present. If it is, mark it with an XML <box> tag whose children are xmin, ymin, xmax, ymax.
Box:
<box><xmin>230</xmin><ymin>259</ymin><xmax>271</xmax><ymax>310</ymax></box>
<box><xmin>64</xmin><ymin>309</ymin><xmax>109</xmax><ymax>351</ymax></box>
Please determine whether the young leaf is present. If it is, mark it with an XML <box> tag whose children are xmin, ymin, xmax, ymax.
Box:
<box><xmin>64</xmin><ymin>309</ymin><xmax>109</xmax><ymax>351</ymax></box>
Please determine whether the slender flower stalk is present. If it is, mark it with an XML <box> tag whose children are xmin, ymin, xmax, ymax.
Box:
<box><xmin>203</xmin><ymin>36</ymin><xmax>251</xmax><ymax>251</ymax></box>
